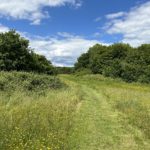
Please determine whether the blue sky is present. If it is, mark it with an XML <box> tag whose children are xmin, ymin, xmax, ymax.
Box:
<box><xmin>0</xmin><ymin>0</ymin><xmax>150</xmax><ymax>66</ymax></box>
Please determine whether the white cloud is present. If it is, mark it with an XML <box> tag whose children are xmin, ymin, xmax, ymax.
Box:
<box><xmin>0</xmin><ymin>24</ymin><xmax>9</xmax><ymax>32</ymax></box>
<box><xmin>94</xmin><ymin>17</ymin><xmax>101</xmax><ymax>22</ymax></box>
<box><xmin>0</xmin><ymin>24</ymin><xmax>104</xmax><ymax>66</ymax></box>
<box><xmin>106</xmin><ymin>12</ymin><xmax>126</xmax><ymax>19</ymax></box>
<box><xmin>0</xmin><ymin>0</ymin><xmax>82</xmax><ymax>25</ymax></box>
<box><xmin>93</xmin><ymin>32</ymin><xmax>101</xmax><ymax>37</ymax></box>
<box><xmin>105</xmin><ymin>1</ymin><xmax>150</xmax><ymax>46</ymax></box>
<box><xmin>29</xmin><ymin>33</ymin><xmax>105</xmax><ymax>66</ymax></box>
<box><xmin>57</xmin><ymin>32</ymin><xmax>76</xmax><ymax>38</ymax></box>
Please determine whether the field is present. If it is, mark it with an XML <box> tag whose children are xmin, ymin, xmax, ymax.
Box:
<box><xmin>0</xmin><ymin>72</ymin><xmax>150</xmax><ymax>150</ymax></box>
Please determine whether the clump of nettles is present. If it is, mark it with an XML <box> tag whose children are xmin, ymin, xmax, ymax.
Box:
<box><xmin>0</xmin><ymin>71</ymin><xmax>63</xmax><ymax>94</ymax></box>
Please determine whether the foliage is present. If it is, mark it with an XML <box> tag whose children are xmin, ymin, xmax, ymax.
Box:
<box><xmin>74</xmin><ymin>68</ymin><xmax>92</xmax><ymax>76</ymax></box>
<box><xmin>0</xmin><ymin>30</ymin><xmax>55</xmax><ymax>74</ymax></box>
<box><xmin>75</xmin><ymin>43</ymin><xmax>150</xmax><ymax>83</ymax></box>
<box><xmin>74</xmin><ymin>52</ymin><xmax>90</xmax><ymax>70</ymax></box>
<box><xmin>0</xmin><ymin>71</ymin><xmax>63</xmax><ymax>94</ymax></box>
<box><xmin>56</xmin><ymin>67</ymin><xmax>74</xmax><ymax>74</ymax></box>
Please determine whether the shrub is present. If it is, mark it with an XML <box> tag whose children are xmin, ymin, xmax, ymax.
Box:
<box><xmin>75</xmin><ymin>68</ymin><xmax>92</xmax><ymax>76</ymax></box>
<box><xmin>0</xmin><ymin>71</ymin><xmax>63</xmax><ymax>93</ymax></box>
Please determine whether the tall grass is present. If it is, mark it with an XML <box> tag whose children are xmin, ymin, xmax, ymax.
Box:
<box><xmin>65</xmin><ymin>74</ymin><xmax>150</xmax><ymax>149</ymax></box>
<box><xmin>0</xmin><ymin>73</ymin><xmax>150</xmax><ymax>149</ymax></box>
<box><xmin>115</xmin><ymin>99</ymin><xmax>150</xmax><ymax>139</ymax></box>
<box><xmin>0</xmin><ymin>72</ymin><xmax>82</xmax><ymax>149</ymax></box>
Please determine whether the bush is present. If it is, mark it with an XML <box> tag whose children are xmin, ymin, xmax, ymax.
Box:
<box><xmin>0</xmin><ymin>71</ymin><xmax>63</xmax><ymax>93</ymax></box>
<box><xmin>74</xmin><ymin>68</ymin><xmax>92</xmax><ymax>76</ymax></box>
<box><xmin>102</xmin><ymin>60</ymin><xmax>122</xmax><ymax>78</ymax></box>
<box><xmin>138</xmin><ymin>66</ymin><xmax>150</xmax><ymax>83</ymax></box>
<box><xmin>56</xmin><ymin>67</ymin><xmax>74</xmax><ymax>74</ymax></box>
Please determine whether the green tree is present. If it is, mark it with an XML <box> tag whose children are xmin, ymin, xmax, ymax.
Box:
<box><xmin>0</xmin><ymin>30</ymin><xmax>30</xmax><ymax>71</ymax></box>
<box><xmin>74</xmin><ymin>43</ymin><xmax>150</xmax><ymax>83</ymax></box>
<box><xmin>74</xmin><ymin>52</ymin><xmax>90</xmax><ymax>70</ymax></box>
<box><xmin>0</xmin><ymin>30</ymin><xmax>55</xmax><ymax>74</ymax></box>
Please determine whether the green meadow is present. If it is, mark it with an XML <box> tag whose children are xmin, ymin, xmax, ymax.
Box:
<box><xmin>0</xmin><ymin>72</ymin><xmax>150</xmax><ymax>150</ymax></box>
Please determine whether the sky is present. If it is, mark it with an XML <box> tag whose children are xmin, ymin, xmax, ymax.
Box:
<box><xmin>0</xmin><ymin>0</ymin><xmax>150</xmax><ymax>66</ymax></box>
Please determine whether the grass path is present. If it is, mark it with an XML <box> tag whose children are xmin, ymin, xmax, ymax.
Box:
<box><xmin>61</xmin><ymin>75</ymin><xmax>150</xmax><ymax>150</ymax></box>
<box><xmin>0</xmin><ymin>73</ymin><xmax>149</xmax><ymax>149</ymax></box>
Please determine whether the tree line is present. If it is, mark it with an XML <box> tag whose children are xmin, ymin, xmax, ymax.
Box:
<box><xmin>1</xmin><ymin>30</ymin><xmax>150</xmax><ymax>83</ymax></box>
<box><xmin>75</xmin><ymin>43</ymin><xmax>150</xmax><ymax>83</ymax></box>
<box><xmin>0</xmin><ymin>31</ymin><xmax>56</xmax><ymax>74</ymax></box>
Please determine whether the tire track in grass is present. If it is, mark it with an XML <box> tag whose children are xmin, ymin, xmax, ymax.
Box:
<box><xmin>61</xmin><ymin>75</ymin><xmax>150</xmax><ymax>150</ymax></box>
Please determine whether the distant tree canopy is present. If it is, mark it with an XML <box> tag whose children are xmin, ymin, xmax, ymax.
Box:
<box><xmin>56</xmin><ymin>67</ymin><xmax>74</xmax><ymax>74</ymax></box>
<box><xmin>0</xmin><ymin>31</ymin><xmax>56</xmax><ymax>74</ymax></box>
<box><xmin>75</xmin><ymin>43</ymin><xmax>150</xmax><ymax>83</ymax></box>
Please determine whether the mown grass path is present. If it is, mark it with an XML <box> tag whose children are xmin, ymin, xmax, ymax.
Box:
<box><xmin>0</xmin><ymin>73</ymin><xmax>149</xmax><ymax>150</ymax></box>
<box><xmin>61</xmin><ymin>75</ymin><xmax>150</xmax><ymax>150</ymax></box>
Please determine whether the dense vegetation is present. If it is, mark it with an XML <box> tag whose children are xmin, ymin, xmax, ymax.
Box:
<box><xmin>2</xmin><ymin>31</ymin><xmax>150</xmax><ymax>84</ymax></box>
<box><xmin>0</xmin><ymin>31</ymin><xmax>56</xmax><ymax>74</ymax></box>
<box><xmin>56</xmin><ymin>67</ymin><xmax>74</xmax><ymax>74</ymax></box>
<box><xmin>0</xmin><ymin>71</ymin><xmax>62</xmax><ymax>93</ymax></box>
<box><xmin>0</xmin><ymin>72</ymin><xmax>77</xmax><ymax>150</ymax></box>
<box><xmin>75</xmin><ymin>43</ymin><xmax>150</xmax><ymax>83</ymax></box>
<box><xmin>0</xmin><ymin>73</ymin><xmax>149</xmax><ymax>149</ymax></box>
